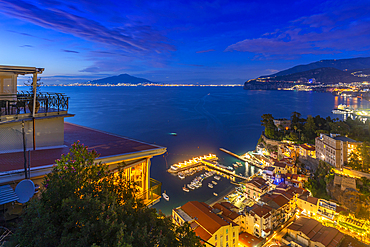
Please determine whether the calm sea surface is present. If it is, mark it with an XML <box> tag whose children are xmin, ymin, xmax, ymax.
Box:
<box><xmin>44</xmin><ymin>86</ymin><xmax>370</xmax><ymax>215</ymax></box>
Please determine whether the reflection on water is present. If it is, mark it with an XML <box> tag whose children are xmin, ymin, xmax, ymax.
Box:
<box><xmin>48</xmin><ymin>86</ymin><xmax>369</xmax><ymax>215</ymax></box>
<box><xmin>333</xmin><ymin>95</ymin><xmax>370</xmax><ymax>122</ymax></box>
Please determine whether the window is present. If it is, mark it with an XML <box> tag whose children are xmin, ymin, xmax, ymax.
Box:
<box><xmin>226</xmin><ymin>235</ymin><xmax>228</xmax><ymax>241</ymax></box>
<box><xmin>233</xmin><ymin>232</ymin><xmax>235</xmax><ymax>238</ymax></box>
<box><xmin>215</xmin><ymin>235</ymin><xmax>217</xmax><ymax>240</ymax></box>
<box><xmin>226</xmin><ymin>229</ymin><xmax>228</xmax><ymax>234</ymax></box>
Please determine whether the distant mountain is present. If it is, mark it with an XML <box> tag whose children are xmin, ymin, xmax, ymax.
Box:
<box><xmin>262</xmin><ymin>57</ymin><xmax>370</xmax><ymax>78</ymax></box>
<box><xmin>89</xmin><ymin>74</ymin><xmax>154</xmax><ymax>85</ymax></box>
<box><xmin>244</xmin><ymin>57</ymin><xmax>370</xmax><ymax>90</ymax></box>
<box><xmin>272</xmin><ymin>67</ymin><xmax>358</xmax><ymax>84</ymax></box>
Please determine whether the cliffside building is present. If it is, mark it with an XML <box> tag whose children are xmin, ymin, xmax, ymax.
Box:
<box><xmin>172</xmin><ymin>201</ymin><xmax>239</xmax><ymax>247</ymax></box>
<box><xmin>0</xmin><ymin>65</ymin><xmax>165</xmax><ymax>210</ymax></box>
<box><xmin>315</xmin><ymin>133</ymin><xmax>359</xmax><ymax>168</ymax></box>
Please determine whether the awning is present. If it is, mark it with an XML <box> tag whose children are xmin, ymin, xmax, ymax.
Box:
<box><xmin>0</xmin><ymin>185</ymin><xmax>19</xmax><ymax>205</ymax></box>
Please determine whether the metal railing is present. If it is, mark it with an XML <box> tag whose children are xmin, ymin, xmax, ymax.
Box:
<box><xmin>0</xmin><ymin>91</ymin><xmax>69</xmax><ymax>116</ymax></box>
<box><xmin>136</xmin><ymin>178</ymin><xmax>162</xmax><ymax>206</ymax></box>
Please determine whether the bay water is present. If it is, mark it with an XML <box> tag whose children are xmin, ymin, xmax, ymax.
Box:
<box><xmin>44</xmin><ymin>86</ymin><xmax>370</xmax><ymax>215</ymax></box>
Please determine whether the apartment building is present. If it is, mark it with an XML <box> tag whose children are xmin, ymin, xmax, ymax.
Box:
<box><xmin>244</xmin><ymin>204</ymin><xmax>273</xmax><ymax>238</ymax></box>
<box><xmin>315</xmin><ymin>133</ymin><xmax>359</xmax><ymax>168</ymax></box>
<box><xmin>172</xmin><ymin>201</ymin><xmax>239</xmax><ymax>247</ymax></box>
<box><xmin>244</xmin><ymin>177</ymin><xmax>269</xmax><ymax>200</ymax></box>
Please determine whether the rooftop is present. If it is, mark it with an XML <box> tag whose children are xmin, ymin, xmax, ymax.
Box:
<box><xmin>239</xmin><ymin>232</ymin><xmax>263</xmax><ymax>247</ymax></box>
<box><xmin>0</xmin><ymin>122</ymin><xmax>166</xmax><ymax>174</ymax></box>
<box><xmin>245</xmin><ymin>177</ymin><xmax>268</xmax><ymax>190</ymax></box>
<box><xmin>181</xmin><ymin>201</ymin><xmax>237</xmax><ymax>239</ymax></box>
<box><xmin>288</xmin><ymin>217</ymin><xmax>344</xmax><ymax>247</ymax></box>
<box><xmin>0</xmin><ymin>65</ymin><xmax>44</xmax><ymax>74</ymax></box>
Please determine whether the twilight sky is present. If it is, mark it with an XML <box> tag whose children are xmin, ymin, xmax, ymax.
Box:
<box><xmin>1</xmin><ymin>0</ymin><xmax>370</xmax><ymax>84</ymax></box>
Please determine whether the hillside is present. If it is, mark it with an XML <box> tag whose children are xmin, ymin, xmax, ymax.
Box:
<box><xmin>262</xmin><ymin>57</ymin><xmax>370</xmax><ymax>78</ymax></box>
<box><xmin>272</xmin><ymin>67</ymin><xmax>358</xmax><ymax>83</ymax></box>
<box><xmin>89</xmin><ymin>74</ymin><xmax>153</xmax><ymax>85</ymax></box>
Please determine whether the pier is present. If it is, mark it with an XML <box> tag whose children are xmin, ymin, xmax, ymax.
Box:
<box><xmin>167</xmin><ymin>153</ymin><xmax>249</xmax><ymax>181</ymax></box>
<box><xmin>167</xmin><ymin>154</ymin><xmax>217</xmax><ymax>173</ymax></box>
<box><xmin>219</xmin><ymin>148</ymin><xmax>264</xmax><ymax>169</ymax></box>
<box><xmin>200</xmin><ymin>159</ymin><xmax>249</xmax><ymax>180</ymax></box>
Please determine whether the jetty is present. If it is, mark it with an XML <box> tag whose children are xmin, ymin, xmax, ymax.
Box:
<box><xmin>167</xmin><ymin>154</ymin><xmax>217</xmax><ymax>173</ymax></box>
<box><xmin>219</xmin><ymin>148</ymin><xmax>264</xmax><ymax>169</ymax></box>
<box><xmin>200</xmin><ymin>159</ymin><xmax>249</xmax><ymax>180</ymax></box>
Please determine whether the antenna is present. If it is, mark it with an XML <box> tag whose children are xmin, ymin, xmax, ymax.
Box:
<box><xmin>15</xmin><ymin>179</ymin><xmax>35</xmax><ymax>203</ymax></box>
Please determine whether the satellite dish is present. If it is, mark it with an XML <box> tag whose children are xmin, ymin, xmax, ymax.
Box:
<box><xmin>15</xmin><ymin>179</ymin><xmax>35</xmax><ymax>203</ymax></box>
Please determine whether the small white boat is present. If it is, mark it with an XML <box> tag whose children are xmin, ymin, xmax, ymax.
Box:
<box><xmin>183</xmin><ymin>185</ymin><xmax>189</xmax><ymax>192</ymax></box>
<box><xmin>212</xmin><ymin>181</ymin><xmax>217</xmax><ymax>185</ymax></box>
<box><xmin>214</xmin><ymin>175</ymin><xmax>220</xmax><ymax>180</ymax></box>
<box><xmin>227</xmin><ymin>166</ymin><xmax>233</xmax><ymax>170</ymax></box>
<box><xmin>213</xmin><ymin>192</ymin><xmax>218</xmax><ymax>196</ymax></box>
<box><xmin>187</xmin><ymin>184</ymin><xmax>195</xmax><ymax>190</ymax></box>
<box><xmin>236</xmin><ymin>162</ymin><xmax>242</xmax><ymax>166</ymax></box>
<box><xmin>178</xmin><ymin>172</ymin><xmax>185</xmax><ymax>179</ymax></box>
<box><xmin>162</xmin><ymin>191</ymin><xmax>169</xmax><ymax>201</ymax></box>
<box><xmin>233</xmin><ymin>163</ymin><xmax>238</xmax><ymax>168</ymax></box>
<box><xmin>208</xmin><ymin>183</ymin><xmax>213</xmax><ymax>188</ymax></box>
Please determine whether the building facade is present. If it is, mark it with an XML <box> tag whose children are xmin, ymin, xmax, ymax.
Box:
<box><xmin>173</xmin><ymin>201</ymin><xmax>239</xmax><ymax>247</ymax></box>
<box><xmin>0</xmin><ymin>65</ymin><xmax>165</xmax><ymax>210</ymax></box>
<box><xmin>315</xmin><ymin>133</ymin><xmax>359</xmax><ymax>168</ymax></box>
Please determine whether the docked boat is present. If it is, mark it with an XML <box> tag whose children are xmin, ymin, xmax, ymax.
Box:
<box><xmin>214</xmin><ymin>175</ymin><xmax>220</xmax><ymax>180</ymax></box>
<box><xmin>178</xmin><ymin>172</ymin><xmax>185</xmax><ymax>179</ymax></box>
<box><xmin>213</xmin><ymin>192</ymin><xmax>218</xmax><ymax>196</ymax></box>
<box><xmin>183</xmin><ymin>185</ymin><xmax>189</xmax><ymax>192</ymax></box>
<box><xmin>227</xmin><ymin>166</ymin><xmax>233</xmax><ymax>170</ymax></box>
<box><xmin>233</xmin><ymin>163</ymin><xmax>238</xmax><ymax>168</ymax></box>
<box><xmin>187</xmin><ymin>184</ymin><xmax>195</xmax><ymax>190</ymax></box>
<box><xmin>208</xmin><ymin>183</ymin><xmax>213</xmax><ymax>188</ymax></box>
<box><xmin>162</xmin><ymin>191</ymin><xmax>169</xmax><ymax>201</ymax></box>
<box><xmin>212</xmin><ymin>181</ymin><xmax>217</xmax><ymax>185</ymax></box>
<box><xmin>236</xmin><ymin>162</ymin><xmax>242</xmax><ymax>166</ymax></box>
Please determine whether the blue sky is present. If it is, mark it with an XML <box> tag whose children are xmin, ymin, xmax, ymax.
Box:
<box><xmin>1</xmin><ymin>0</ymin><xmax>370</xmax><ymax>84</ymax></box>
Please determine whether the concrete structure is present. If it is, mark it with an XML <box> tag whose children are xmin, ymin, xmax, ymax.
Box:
<box><xmin>297</xmin><ymin>195</ymin><xmax>319</xmax><ymax>217</ymax></box>
<box><xmin>244</xmin><ymin>177</ymin><xmax>269</xmax><ymax>200</ymax></box>
<box><xmin>172</xmin><ymin>201</ymin><xmax>239</xmax><ymax>247</ymax></box>
<box><xmin>299</xmin><ymin>144</ymin><xmax>316</xmax><ymax>158</ymax></box>
<box><xmin>286</xmin><ymin>217</ymin><xmax>344</xmax><ymax>247</ymax></box>
<box><xmin>315</xmin><ymin>133</ymin><xmax>360</xmax><ymax>168</ymax></box>
<box><xmin>273</xmin><ymin>118</ymin><xmax>291</xmax><ymax>130</ymax></box>
<box><xmin>0</xmin><ymin>65</ymin><xmax>166</xmax><ymax>209</ymax></box>
<box><xmin>244</xmin><ymin>204</ymin><xmax>273</xmax><ymax>238</ymax></box>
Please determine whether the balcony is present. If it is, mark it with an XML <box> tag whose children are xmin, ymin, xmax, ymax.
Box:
<box><xmin>136</xmin><ymin>178</ymin><xmax>162</xmax><ymax>207</ymax></box>
<box><xmin>0</xmin><ymin>91</ymin><xmax>69</xmax><ymax>120</ymax></box>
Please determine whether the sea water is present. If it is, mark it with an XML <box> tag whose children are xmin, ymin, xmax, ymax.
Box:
<box><xmin>45</xmin><ymin>86</ymin><xmax>370</xmax><ymax>215</ymax></box>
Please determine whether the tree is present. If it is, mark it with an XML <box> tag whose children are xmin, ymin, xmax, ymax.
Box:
<box><xmin>303</xmin><ymin>115</ymin><xmax>317</xmax><ymax>143</ymax></box>
<box><xmin>291</xmin><ymin>112</ymin><xmax>301</xmax><ymax>126</ymax></box>
<box><xmin>261</xmin><ymin>114</ymin><xmax>278</xmax><ymax>140</ymax></box>
<box><xmin>14</xmin><ymin>142</ymin><xmax>203</xmax><ymax>247</ymax></box>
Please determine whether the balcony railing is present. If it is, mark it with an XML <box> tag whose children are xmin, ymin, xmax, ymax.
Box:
<box><xmin>136</xmin><ymin>178</ymin><xmax>162</xmax><ymax>207</ymax></box>
<box><xmin>0</xmin><ymin>91</ymin><xmax>69</xmax><ymax>117</ymax></box>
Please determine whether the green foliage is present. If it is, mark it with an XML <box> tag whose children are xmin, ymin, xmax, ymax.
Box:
<box><xmin>348</xmin><ymin>141</ymin><xmax>370</xmax><ymax>173</ymax></box>
<box><xmin>260</xmin><ymin>111</ymin><xmax>370</xmax><ymax>146</ymax></box>
<box><xmin>14</xmin><ymin>142</ymin><xmax>203</xmax><ymax>247</ymax></box>
<box><xmin>261</xmin><ymin>114</ymin><xmax>279</xmax><ymax>140</ymax></box>
<box><xmin>304</xmin><ymin>161</ymin><xmax>333</xmax><ymax>200</ymax></box>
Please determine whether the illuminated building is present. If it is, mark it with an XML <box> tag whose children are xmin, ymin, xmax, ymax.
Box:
<box><xmin>244</xmin><ymin>204</ymin><xmax>273</xmax><ymax>238</ymax></box>
<box><xmin>286</xmin><ymin>217</ymin><xmax>344</xmax><ymax>247</ymax></box>
<box><xmin>315</xmin><ymin>133</ymin><xmax>360</xmax><ymax>168</ymax></box>
<box><xmin>0</xmin><ymin>65</ymin><xmax>165</xmax><ymax>209</ymax></box>
<box><xmin>244</xmin><ymin>177</ymin><xmax>269</xmax><ymax>200</ymax></box>
<box><xmin>172</xmin><ymin>201</ymin><xmax>239</xmax><ymax>247</ymax></box>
